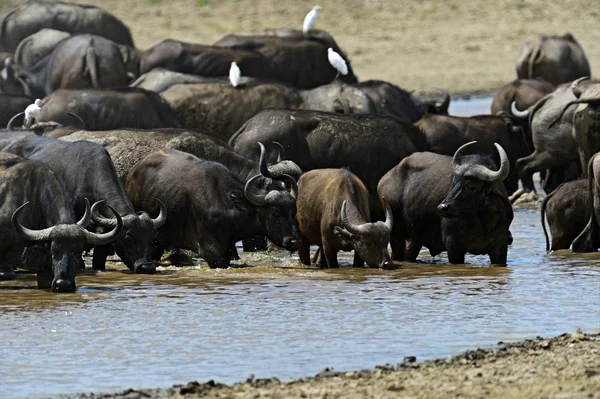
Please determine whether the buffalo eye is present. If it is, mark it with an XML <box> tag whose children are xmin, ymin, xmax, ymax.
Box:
<box><xmin>366</xmin><ymin>241</ymin><xmax>373</xmax><ymax>248</ymax></box>
<box><xmin>273</xmin><ymin>210</ymin><xmax>280</xmax><ymax>218</ymax></box>
<box><xmin>124</xmin><ymin>234</ymin><xmax>134</xmax><ymax>245</ymax></box>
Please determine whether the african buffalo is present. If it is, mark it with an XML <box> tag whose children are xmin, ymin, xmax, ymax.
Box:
<box><xmin>139</xmin><ymin>39</ymin><xmax>281</xmax><ymax>81</ymax></box>
<box><xmin>492</xmin><ymin>79</ymin><xmax>555</xmax><ymax>117</ymax></box>
<box><xmin>415</xmin><ymin>113</ymin><xmax>530</xmax><ymax>194</ymax></box>
<box><xmin>516</xmin><ymin>33</ymin><xmax>591</xmax><ymax>86</ymax></box>
<box><xmin>547</xmin><ymin>78</ymin><xmax>600</xmax><ymax>174</ymax></box>
<box><xmin>214</xmin><ymin>32</ymin><xmax>357</xmax><ymax>89</ymax></box>
<box><xmin>571</xmin><ymin>153</ymin><xmax>600</xmax><ymax>252</ymax></box>
<box><xmin>511</xmin><ymin>80</ymin><xmax>599</xmax><ymax>192</ymax></box>
<box><xmin>43</xmin><ymin>34</ymin><xmax>129</xmax><ymax>94</ymax></box>
<box><xmin>0</xmin><ymin>153</ymin><xmax>122</xmax><ymax>291</ymax></box>
<box><xmin>3</xmin><ymin>135</ymin><xmax>167</xmax><ymax>273</ymax></box>
<box><xmin>351</xmin><ymin>81</ymin><xmax>450</xmax><ymax>122</ymax></box>
<box><xmin>378</xmin><ymin>142</ymin><xmax>513</xmax><ymax>264</ymax></box>
<box><xmin>29</xmin><ymin>88</ymin><xmax>181</xmax><ymax>130</ymax></box>
<box><xmin>541</xmin><ymin>179</ymin><xmax>589</xmax><ymax>251</ymax></box>
<box><xmin>161</xmin><ymin>80</ymin><xmax>376</xmax><ymax>140</ymax></box>
<box><xmin>229</xmin><ymin>109</ymin><xmax>428</xmax><ymax>216</ymax></box>
<box><xmin>161</xmin><ymin>81</ymin><xmax>301</xmax><ymax>139</ymax></box>
<box><xmin>296</xmin><ymin>169</ymin><xmax>393</xmax><ymax>269</ymax></box>
<box><xmin>56</xmin><ymin>129</ymin><xmax>301</xmax><ymax>184</ymax></box>
<box><xmin>0</xmin><ymin>1</ymin><xmax>134</xmax><ymax>53</ymax></box>
<box><xmin>125</xmin><ymin>149</ymin><xmax>300</xmax><ymax>267</ymax></box>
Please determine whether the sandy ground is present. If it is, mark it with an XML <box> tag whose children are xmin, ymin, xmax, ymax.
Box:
<box><xmin>63</xmin><ymin>332</ymin><xmax>600</xmax><ymax>399</ymax></box>
<box><xmin>1</xmin><ymin>0</ymin><xmax>599</xmax><ymax>93</ymax></box>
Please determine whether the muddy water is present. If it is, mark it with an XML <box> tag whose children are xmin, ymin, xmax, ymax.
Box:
<box><xmin>1</xmin><ymin>97</ymin><xmax>600</xmax><ymax>398</ymax></box>
<box><xmin>1</xmin><ymin>208</ymin><xmax>599</xmax><ymax>398</ymax></box>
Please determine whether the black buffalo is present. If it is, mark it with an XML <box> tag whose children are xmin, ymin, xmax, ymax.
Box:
<box><xmin>28</xmin><ymin>88</ymin><xmax>181</xmax><ymax>130</ymax></box>
<box><xmin>139</xmin><ymin>39</ymin><xmax>280</xmax><ymax>81</ymax></box>
<box><xmin>0</xmin><ymin>94</ymin><xmax>33</xmax><ymax>127</ymax></box>
<box><xmin>161</xmin><ymin>80</ymin><xmax>376</xmax><ymax>140</ymax></box>
<box><xmin>378</xmin><ymin>142</ymin><xmax>513</xmax><ymax>265</ymax></box>
<box><xmin>415</xmin><ymin>113</ymin><xmax>530</xmax><ymax>194</ymax></box>
<box><xmin>0</xmin><ymin>1</ymin><xmax>133</xmax><ymax>52</ymax></box>
<box><xmin>229</xmin><ymin>109</ymin><xmax>428</xmax><ymax>216</ymax></box>
<box><xmin>296</xmin><ymin>169</ymin><xmax>393</xmax><ymax>269</ymax></box>
<box><xmin>3</xmin><ymin>135</ymin><xmax>166</xmax><ymax>273</ymax></box>
<box><xmin>43</xmin><ymin>34</ymin><xmax>129</xmax><ymax>95</ymax></box>
<box><xmin>214</xmin><ymin>30</ymin><xmax>357</xmax><ymax>89</ymax></box>
<box><xmin>0</xmin><ymin>153</ymin><xmax>122</xmax><ymax>291</ymax></box>
<box><xmin>125</xmin><ymin>148</ymin><xmax>300</xmax><ymax>267</ymax></box>
<box><xmin>516</xmin><ymin>33</ymin><xmax>590</xmax><ymax>86</ymax></box>
<box><xmin>541</xmin><ymin>179</ymin><xmax>589</xmax><ymax>251</ymax></box>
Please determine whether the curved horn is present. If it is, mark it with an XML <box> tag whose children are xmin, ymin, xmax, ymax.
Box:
<box><xmin>340</xmin><ymin>200</ymin><xmax>364</xmax><ymax>236</ymax></box>
<box><xmin>434</xmin><ymin>87</ymin><xmax>450</xmax><ymax>113</ymax></box>
<box><xmin>77</xmin><ymin>198</ymin><xmax>92</xmax><ymax>227</ymax></box>
<box><xmin>452</xmin><ymin>141</ymin><xmax>477</xmax><ymax>173</ymax></box>
<box><xmin>571</xmin><ymin>76</ymin><xmax>590</xmax><ymax>98</ymax></box>
<box><xmin>281</xmin><ymin>174</ymin><xmax>298</xmax><ymax>200</ymax></box>
<box><xmin>465</xmin><ymin>143</ymin><xmax>510</xmax><ymax>184</ymax></box>
<box><xmin>84</xmin><ymin>205</ymin><xmax>123</xmax><ymax>245</ymax></box>
<box><xmin>91</xmin><ymin>203</ymin><xmax>118</xmax><ymax>227</ymax></box>
<box><xmin>257</xmin><ymin>141</ymin><xmax>274</xmax><ymax>178</ymax></box>
<box><xmin>66</xmin><ymin>111</ymin><xmax>86</xmax><ymax>129</ymax></box>
<box><xmin>244</xmin><ymin>174</ymin><xmax>267</xmax><ymax>206</ymax></box>
<box><xmin>381</xmin><ymin>196</ymin><xmax>393</xmax><ymax>231</ymax></box>
<box><xmin>11</xmin><ymin>202</ymin><xmax>54</xmax><ymax>241</ymax></box>
<box><xmin>6</xmin><ymin>111</ymin><xmax>24</xmax><ymax>130</ymax></box>
<box><xmin>510</xmin><ymin>101</ymin><xmax>530</xmax><ymax>119</ymax></box>
<box><xmin>151</xmin><ymin>198</ymin><xmax>167</xmax><ymax>229</ymax></box>
<box><xmin>272</xmin><ymin>141</ymin><xmax>286</xmax><ymax>163</ymax></box>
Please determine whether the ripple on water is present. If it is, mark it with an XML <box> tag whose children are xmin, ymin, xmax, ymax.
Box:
<box><xmin>0</xmin><ymin>208</ymin><xmax>599</xmax><ymax>399</ymax></box>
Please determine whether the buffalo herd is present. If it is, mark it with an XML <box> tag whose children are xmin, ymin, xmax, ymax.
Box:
<box><xmin>0</xmin><ymin>1</ymin><xmax>596</xmax><ymax>292</ymax></box>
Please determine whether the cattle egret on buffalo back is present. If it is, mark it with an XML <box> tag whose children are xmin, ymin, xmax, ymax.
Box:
<box><xmin>229</xmin><ymin>61</ymin><xmax>241</xmax><ymax>88</ymax></box>
<box><xmin>327</xmin><ymin>48</ymin><xmax>348</xmax><ymax>81</ymax></box>
<box><xmin>24</xmin><ymin>98</ymin><xmax>42</xmax><ymax>126</ymax></box>
<box><xmin>303</xmin><ymin>6</ymin><xmax>322</xmax><ymax>33</ymax></box>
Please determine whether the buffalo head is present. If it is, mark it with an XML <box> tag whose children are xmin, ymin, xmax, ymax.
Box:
<box><xmin>93</xmin><ymin>199</ymin><xmax>167</xmax><ymax>274</ymax></box>
<box><xmin>437</xmin><ymin>141</ymin><xmax>510</xmax><ymax>218</ymax></box>
<box><xmin>12</xmin><ymin>199</ymin><xmax>123</xmax><ymax>292</ymax></box>
<box><xmin>334</xmin><ymin>197</ymin><xmax>394</xmax><ymax>269</ymax></box>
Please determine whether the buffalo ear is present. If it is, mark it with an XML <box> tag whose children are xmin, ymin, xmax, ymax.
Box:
<box><xmin>333</xmin><ymin>226</ymin><xmax>354</xmax><ymax>239</ymax></box>
<box><xmin>230</xmin><ymin>192</ymin><xmax>251</xmax><ymax>211</ymax></box>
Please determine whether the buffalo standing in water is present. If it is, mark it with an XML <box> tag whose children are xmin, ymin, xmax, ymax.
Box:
<box><xmin>378</xmin><ymin>142</ymin><xmax>513</xmax><ymax>265</ymax></box>
<box><xmin>0</xmin><ymin>153</ymin><xmax>122</xmax><ymax>291</ymax></box>
<box><xmin>296</xmin><ymin>169</ymin><xmax>394</xmax><ymax>269</ymax></box>
<box><xmin>125</xmin><ymin>149</ymin><xmax>301</xmax><ymax>267</ymax></box>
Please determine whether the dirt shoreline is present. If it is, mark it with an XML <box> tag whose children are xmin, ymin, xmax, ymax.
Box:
<box><xmin>61</xmin><ymin>332</ymin><xmax>600</xmax><ymax>399</ymax></box>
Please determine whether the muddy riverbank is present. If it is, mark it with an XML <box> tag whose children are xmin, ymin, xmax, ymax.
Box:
<box><xmin>62</xmin><ymin>332</ymin><xmax>600</xmax><ymax>399</ymax></box>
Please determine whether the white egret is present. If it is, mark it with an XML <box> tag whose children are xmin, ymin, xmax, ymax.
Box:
<box><xmin>327</xmin><ymin>47</ymin><xmax>348</xmax><ymax>81</ymax></box>
<box><xmin>303</xmin><ymin>6</ymin><xmax>322</xmax><ymax>33</ymax></box>
<box><xmin>229</xmin><ymin>61</ymin><xmax>241</xmax><ymax>88</ymax></box>
<box><xmin>24</xmin><ymin>98</ymin><xmax>42</xmax><ymax>126</ymax></box>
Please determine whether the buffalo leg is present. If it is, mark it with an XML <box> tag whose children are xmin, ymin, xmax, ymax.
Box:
<box><xmin>92</xmin><ymin>244</ymin><xmax>113</xmax><ymax>271</ymax></box>
<box><xmin>488</xmin><ymin>245</ymin><xmax>508</xmax><ymax>266</ymax></box>
<box><xmin>242</xmin><ymin>236</ymin><xmax>268</xmax><ymax>252</ymax></box>
<box><xmin>447</xmin><ymin>251</ymin><xmax>466</xmax><ymax>265</ymax></box>
<box><xmin>389</xmin><ymin>229</ymin><xmax>405</xmax><ymax>261</ymax></box>
<box><xmin>36</xmin><ymin>268</ymin><xmax>53</xmax><ymax>289</ymax></box>
<box><xmin>152</xmin><ymin>240</ymin><xmax>166</xmax><ymax>261</ymax></box>
<box><xmin>321</xmin><ymin>237</ymin><xmax>339</xmax><ymax>268</ymax></box>
<box><xmin>519</xmin><ymin>170</ymin><xmax>536</xmax><ymax>193</ymax></box>
<box><xmin>352</xmin><ymin>251</ymin><xmax>364</xmax><ymax>268</ymax></box>
<box><xmin>227</xmin><ymin>244</ymin><xmax>240</xmax><ymax>261</ymax></box>
<box><xmin>298</xmin><ymin>238</ymin><xmax>311</xmax><ymax>266</ymax></box>
<box><xmin>404</xmin><ymin>240</ymin><xmax>422</xmax><ymax>261</ymax></box>
<box><xmin>0</xmin><ymin>260</ymin><xmax>15</xmax><ymax>280</ymax></box>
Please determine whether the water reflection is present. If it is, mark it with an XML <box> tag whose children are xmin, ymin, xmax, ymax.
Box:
<box><xmin>0</xmin><ymin>208</ymin><xmax>599</xmax><ymax>399</ymax></box>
